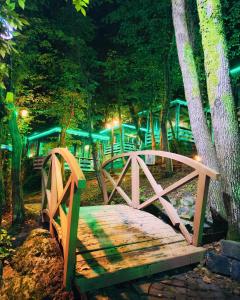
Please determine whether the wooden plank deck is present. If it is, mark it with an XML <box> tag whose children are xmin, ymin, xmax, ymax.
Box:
<box><xmin>73</xmin><ymin>205</ymin><xmax>205</xmax><ymax>292</ymax></box>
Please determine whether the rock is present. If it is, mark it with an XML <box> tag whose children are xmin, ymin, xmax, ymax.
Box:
<box><xmin>221</xmin><ymin>240</ymin><xmax>240</xmax><ymax>261</ymax></box>
<box><xmin>231</xmin><ymin>260</ymin><xmax>240</xmax><ymax>282</ymax></box>
<box><xmin>206</xmin><ymin>252</ymin><xmax>231</xmax><ymax>276</ymax></box>
<box><xmin>182</xmin><ymin>196</ymin><xmax>195</xmax><ymax>206</ymax></box>
<box><xmin>202</xmin><ymin>275</ymin><xmax>212</xmax><ymax>284</ymax></box>
<box><xmin>233</xmin><ymin>287</ymin><xmax>240</xmax><ymax>296</ymax></box>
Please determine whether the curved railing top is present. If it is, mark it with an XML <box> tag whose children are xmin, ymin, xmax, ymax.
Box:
<box><xmin>43</xmin><ymin>147</ymin><xmax>86</xmax><ymax>184</ymax></box>
<box><xmin>41</xmin><ymin>147</ymin><xmax>86</xmax><ymax>289</ymax></box>
<box><xmin>102</xmin><ymin>150</ymin><xmax>219</xmax><ymax>179</ymax></box>
<box><xmin>100</xmin><ymin>150</ymin><xmax>220</xmax><ymax>247</ymax></box>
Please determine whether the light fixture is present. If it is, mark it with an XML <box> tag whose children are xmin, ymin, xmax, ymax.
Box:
<box><xmin>193</xmin><ymin>155</ymin><xmax>202</xmax><ymax>162</ymax></box>
<box><xmin>105</xmin><ymin>123</ymin><xmax>112</xmax><ymax>129</ymax></box>
<box><xmin>20</xmin><ymin>109</ymin><xmax>29</xmax><ymax>118</ymax></box>
<box><xmin>112</xmin><ymin>118</ymin><xmax>119</xmax><ymax>126</ymax></box>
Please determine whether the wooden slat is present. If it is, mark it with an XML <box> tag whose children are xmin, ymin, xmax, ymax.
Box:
<box><xmin>103</xmin><ymin>170</ymin><xmax>132</xmax><ymax>206</ymax></box>
<box><xmin>76</xmin><ymin>235</ymin><xmax>185</xmax><ymax>261</ymax></box>
<box><xmin>102</xmin><ymin>150</ymin><xmax>219</xmax><ymax>179</ymax></box>
<box><xmin>136</xmin><ymin>156</ymin><xmax>192</xmax><ymax>244</ymax></box>
<box><xmin>131</xmin><ymin>156</ymin><xmax>140</xmax><ymax>208</ymax></box>
<box><xmin>192</xmin><ymin>174</ymin><xmax>210</xmax><ymax>246</ymax></box>
<box><xmin>109</xmin><ymin>157</ymin><xmax>131</xmax><ymax>202</ymax></box>
<box><xmin>75</xmin><ymin>244</ymin><xmax>203</xmax><ymax>292</ymax></box>
<box><xmin>157</xmin><ymin>196</ymin><xmax>192</xmax><ymax>244</ymax></box>
<box><xmin>54</xmin><ymin>155</ymin><xmax>64</xmax><ymax>201</ymax></box>
<box><xmin>59</xmin><ymin>205</ymin><xmax>68</xmax><ymax>252</ymax></box>
<box><xmin>138</xmin><ymin>170</ymin><xmax>199</xmax><ymax>209</ymax></box>
<box><xmin>52</xmin><ymin>176</ymin><xmax>72</xmax><ymax>219</ymax></box>
<box><xmin>73</xmin><ymin>205</ymin><xmax>205</xmax><ymax>283</ymax></box>
<box><xmin>50</xmin><ymin>155</ymin><xmax>58</xmax><ymax>223</ymax></box>
<box><xmin>63</xmin><ymin>180</ymin><xmax>82</xmax><ymax>289</ymax></box>
<box><xmin>136</xmin><ymin>156</ymin><xmax>163</xmax><ymax>192</ymax></box>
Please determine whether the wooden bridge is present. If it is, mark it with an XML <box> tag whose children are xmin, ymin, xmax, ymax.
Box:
<box><xmin>41</xmin><ymin>148</ymin><xmax>219</xmax><ymax>293</ymax></box>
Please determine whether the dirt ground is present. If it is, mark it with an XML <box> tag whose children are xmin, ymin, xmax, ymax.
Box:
<box><xmin>0</xmin><ymin>172</ymin><xmax>240</xmax><ymax>299</ymax></box>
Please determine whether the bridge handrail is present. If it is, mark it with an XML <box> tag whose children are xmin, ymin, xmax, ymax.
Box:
<box><xmin>101</xmin><ymin>150</ymin><xmax>220</xmax><ymax>247</ymax></box>
<box><xmin>41</xmin><ymin>147</ymin><xmax>86</xmax><ymax>290</ymax></box>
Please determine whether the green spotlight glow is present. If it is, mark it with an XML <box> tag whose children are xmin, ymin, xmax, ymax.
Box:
<box><xmin>27</xmin><ymin>127</ymin><xmax>109</xmax><ymax>142</ymax></box>
<box><xmin>0</xmin><ymin>144</ymin><xmax>12</xmax><ymax>151</ymax></box>
<box><xmin>99</xmin><ymin>123</ymin><xmax>147</xmax><ymax>134</ymax></box>
<box><xmin>230</xmin><ymin>65</ymin><xmax>240</xmax><ymax>76</ymax></box>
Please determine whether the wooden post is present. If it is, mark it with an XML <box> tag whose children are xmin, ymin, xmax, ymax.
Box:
<box><xmin>50</xmin><ymin>155</ymin><xmax>58</xmax><ymax>236</ymax></box>
<box><xmin>192</xmin><ymin>173</ymin><xmax>210</xmax><ymax>246</ymax></box>
<box><xmin>63</xmin><ymin>179</ymin><xmax>85</xmax><ymax>290</ymax></box>
<box><xmin>131</xmin><ymin>156</ymin><xmax>140</xmax><ymax>208</ymax></box>
<box><xmin>100</xmin><ymin>170</ymin><xmax>109</xmax><ymax>204</ymax></box>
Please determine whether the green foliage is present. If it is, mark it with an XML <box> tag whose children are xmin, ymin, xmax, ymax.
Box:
<box><xmin>72</xmin><ymin>0</ymin><xmax>90</xmax><ymax>15</ymax></box>
<box><xmin>98</xmin><ymin>0</ymin><xmax>183</xmax><ymax>124</ymax></box>
<box><xmin>0</xmin><ymin>228</ymin><xmax>14</xmax><ymax>260</ymax></box>
<box><xmin>0</xmin><ymin>0</ymin><xmax>27</xmax><ymax>89</ymax></box>
<box><xmin>12</xmin><ymin>0</ymin><xmax>97</xmax><ymax>132</ymax></box>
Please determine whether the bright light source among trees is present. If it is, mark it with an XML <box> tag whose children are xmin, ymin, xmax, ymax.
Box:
<box><xmin>112</xmin><ymin>118</ymin><xmax>119</xmax><ymax>126</ymax></box>
<box><xmin>105</xmin><ymin>118</ymin><xmax>119</xmax><ymax>128</ymax></box>
<box><xmin>194</xmin><ymin>155</ymin><xmax>202</xmax><ymax>162</ymax></box>
<box><xmin>20</xmin><ymin>109</ymin><xmax>29</xmax><ymax>118</ymax></box>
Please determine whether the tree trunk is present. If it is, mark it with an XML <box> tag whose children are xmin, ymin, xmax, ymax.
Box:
<box><xmin>168</xmin><ymin>117</ymin><xmax>180</xmax><ymax>153</ymax></box>
<box><xmin>7</xmin><ymin>102</ymin><xmax>24</xmax><ymax>224</ymax></box>
<box><xmin>59</xmin><ymin>129</ymin><xmax>67</xmax><ymax>147</ymax></box>
<box><xmin>197</xmin><ymin>0</ymin><xmax>240</xmax><ymax>236</ymax></box>
<box><xmin>150</xmin><ymin>111</ymin><xmax>156</xmax><ymax>150</ymax></box>
<box><xmin>118</xmin><ymin>105</ymin><xmax>124</xmax><ymax>154</ymax></box>
<box><xmin>172</xmin><ymin>0</ymin><xmax>224</xmax><ymax>218</ymax></box>
<box><xmin>160</xmin><ymin>61</ymin><xmax>173</xmax><ymax>174</ymax></box>
<box><xmin>128</xmin><ymin>102</ymin><xmax>145</xmax><ymax>145</ymax></box>
<box><xmin>87</xmin><ymin>97</ymin><xmax>103</xmax><ymax>192</ymax></box>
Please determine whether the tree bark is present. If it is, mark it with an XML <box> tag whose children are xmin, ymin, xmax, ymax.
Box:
<box><xmin>128</xmin><ymin>102</ymin><xmax>145</xmax><ymax>145</ymax></box>
<box><xmin>168</xmin><ymin>117</ymin><xmax>180</xmax><ymax>153</ymax></box>
<box><xmin>118</xmin><ymin>105</ymin><xmax>124</xmax><ymax>154</ymax></box>
<box><xmin>160</xmin><ymin>61</ymin><xmax>173</xmax><ymax>174</ymax></box>
<box><xmin>150</xmin><ymin>111</ymin><xmax>156</xmax><ymax>150</ymax></box>
<box><xmin>87</xmin><ymin>97</ymin><xmax>103</xmax><ymax>192</ymax></box>
<box><xmin>7</xmin><ymin>102</ymin><xmax>24</xmax><ymax>224</ymax></box>
<box><xmin>172</xmin><ymin>0</ymin><xmax>224</xmax><ymax>218</ymax></box>
<box><xmin>197</xmin><ymin>0</ymin><xmax>240</xmax><ymax>236</ymax></box>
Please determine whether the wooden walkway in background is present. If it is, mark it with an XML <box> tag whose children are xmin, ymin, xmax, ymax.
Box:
<box><xmin>71</xmin><ymin>205</ymin><xmax>205</xmax><ymax>292</ymax></box>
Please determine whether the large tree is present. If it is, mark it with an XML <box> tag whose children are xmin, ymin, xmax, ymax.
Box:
<box><xmin>197</xmin><ymin>0</ymin><xmax>240</xmax><ymax>236</ymax></box>
<box><xmin>171</xmin><ymin>0</ymin><xmax>224</xmax><ymax>217</ymax></box>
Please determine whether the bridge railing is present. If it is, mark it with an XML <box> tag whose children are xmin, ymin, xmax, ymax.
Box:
<box><xmin>101</xmin><ymin>150</ymin><xmax>219</xmax><ymax>246</ymax></box>
<box><xmin>41</xmin><ymin>148</ymin><xmax>86</xmax><ymax>290</ymax></box>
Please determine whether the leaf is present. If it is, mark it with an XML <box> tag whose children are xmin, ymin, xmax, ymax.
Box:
<box><xmin>9</xmin><ymin>2</ymin><xmax>16</xmax><ymax>10</ymax></box>
<box><xmin>80</xmin><ymin>7</ymin><xmax>86</xmax><ymax>16</ymax></box>
<box><xmin>18</xmin><ymin>0</ymin><xmax>25</xmax><ymax>9</ymax></box>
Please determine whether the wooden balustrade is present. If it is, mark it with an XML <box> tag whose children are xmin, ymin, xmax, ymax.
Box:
<box><xmin>101</xmin><ymin>150</ymin><xmax>219</xmax><ymax>246</ymax></box>
<box><xmin>41</xmin><ymin>148</ymin><xmax>86</xmax><ymax>289</ymax></box>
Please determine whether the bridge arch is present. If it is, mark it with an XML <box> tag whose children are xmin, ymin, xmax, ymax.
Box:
<box><xmin>101</xmin><ymin>150</ymin><xmax>219</xmax><ymax>246</ymax></box>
